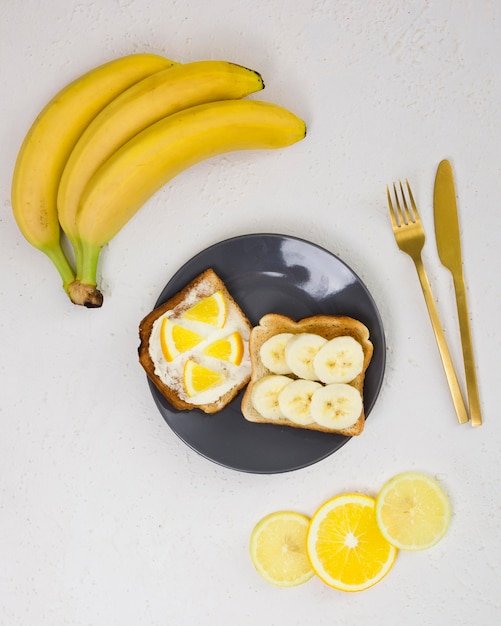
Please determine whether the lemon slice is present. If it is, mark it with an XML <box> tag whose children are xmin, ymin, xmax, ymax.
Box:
<box><xmin>183</xmin><ymin>359</ymin><xmax>225</xmax><ymax>397</ymax></box>
<box><xmin>250</xmin><ymin>511</ymin><xmax>314</xmax><ymax>587</ymax></box>
<box><xmin>182</xmin><ymin>290</ymin><xmax>226</xmax><ymax>327</ymax></box>
<box><xmin>375</xmin><ymin>472</ymin><xmax>451</xmax><ymax>551</ymax></box>
<box><xmin>203</xmin><ymin>331</ymin><xmax>244</xmax><ymax>365</ymax></box>
<box><xmin>307</xmin><ymin>494</ymin><xmax>397</xmax><ymax>592</ymax></box>
<box><xmin>160</xmin><ymin>317</ymin><xmax>204</xmax><ymax>361</ymax></box>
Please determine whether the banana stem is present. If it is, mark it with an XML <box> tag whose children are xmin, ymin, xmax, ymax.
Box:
<box><xmin>66</xmin><ymin>241</ymin><xmax>104</xmax><ymax>307</ymax></box>
<box><xmin>69</xmin><ymin>237</ymin><xmax>84</xmax><ymax>282</ymax></box>
<box><xmin>77</xmin><ymin>240</ymin><xmax>101</xmax><ymax>285</ymax></box>
<box><xmin>43</xmin><ymin>244</ymin><xmax>76</xmax><ymax>291</ymax></box>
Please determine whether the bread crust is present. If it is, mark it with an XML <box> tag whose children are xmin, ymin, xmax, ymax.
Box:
<box><xmin>138</xmin><ymin>268</ymin><xmax>252</xmax><ymax>414</ymax></box>
<box><xmin>240</xmin><ymin>313</ymin><xmax>373</xmax><ymax>435</ymax></box>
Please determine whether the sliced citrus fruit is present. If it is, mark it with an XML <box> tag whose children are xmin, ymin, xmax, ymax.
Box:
<box><xmin>250</xmin><ymin>511</ymin><xmax>314</xmax><ymax>588</ymax></box>
<box><xmin>183</xmin><ymin>359</ymin><xmax>225</xmax><ymax>397</ymax></box>
<box><xmin>160</xmin><ymin>317</ymin><xmax>204</xmax><ymax>361</ymax></box>
<box><xmin>307</xmin><ymin>494</ymin><xmax>397</xmax><ymax>592</ymax></box>
<box><xmin>375</xmin><ymin>472</ymin><xmax>451</xmax><ymax>551</ymax></box>
<box><xmin>181</xmin><ymin>290</ymin><xmax>226</xmax><ymax>327</ymax></box>
<box><xmin>203</xmin><ymin>331</ymin><xmax>244</xmax><ymax>365</ymax></box>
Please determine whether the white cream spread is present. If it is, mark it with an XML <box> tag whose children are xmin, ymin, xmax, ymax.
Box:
<box><xmin>148</xmin><ymin>290</ymin><xmax>251</xmax><ymax>406</ymax></box>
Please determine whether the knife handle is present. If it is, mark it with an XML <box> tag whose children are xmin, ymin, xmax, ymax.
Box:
<box><xmin>413</xmin><ymin>256</ymin><xmax>469</xmax><ymax>425</ymax></box>
<box><xmin>453</xmin><ymin>274</ymin><xmax>482</xmax><ymax>426</ymax></box>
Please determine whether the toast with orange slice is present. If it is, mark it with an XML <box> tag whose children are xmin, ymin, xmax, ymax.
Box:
<box><xmin>138</xmin><ymin>268</ymin><xmax>252</xmax><ymax>413</ymax></box>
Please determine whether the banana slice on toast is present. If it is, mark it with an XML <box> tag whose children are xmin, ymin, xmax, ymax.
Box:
<box><xmin>284</xmin><ymin>333</ymin><xmax>327</xmax><ymax>380</ymax></box>
<box><xmin>313</xmin><ymin>335</ymin><xmax>365</xmax><ymax>384</ymax></box>
<box><xmin>259</xmin><ymin>333</ymin><xmax>294</xmax><ymax>374</ymax></box>
<box><xmin>278</xmin><ymin>379</ymin><xmax>321</xmax><ymax>425</ymax></box>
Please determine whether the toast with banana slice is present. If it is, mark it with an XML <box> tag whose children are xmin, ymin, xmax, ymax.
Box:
<box><xmin>241</xmin><ymin>313</ymin><xmax>373</xmax><ymax>435</ymax></box>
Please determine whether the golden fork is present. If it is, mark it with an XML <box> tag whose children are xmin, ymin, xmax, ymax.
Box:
<box><xmin>386</xmin><ymin>181</ymin><xmax>469</xmax><ymax>425</ymax></box>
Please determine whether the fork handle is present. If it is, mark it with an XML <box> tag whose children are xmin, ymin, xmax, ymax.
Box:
<box><xmin>413</xmin><ymin>256</ymin><xmax>469</xmax><ymax>425</ymax></box>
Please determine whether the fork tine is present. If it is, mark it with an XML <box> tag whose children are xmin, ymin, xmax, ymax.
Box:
<box><xmin>405</xmin><ymin>180</ymin><xmax>420</xmax><ymax>222</ymax></box>
<box><xmin>398</xmin><ymin>181</ymin><xmax>415</xmax><ymax>224</ymax></box>
<box><xmin>386</xmin><ymin>185</ymin><xmax>399</xmax><ymax>229</ymax></box>
<box><xmin>393</xmin><ymin>182</ymin><xmax>406</xmax><ymax>226</ymax></box>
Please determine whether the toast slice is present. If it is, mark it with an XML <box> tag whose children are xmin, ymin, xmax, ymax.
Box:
<box><xmin>241</xmin><ymin>313</ymin><xmax>373</xmax><ymax>435</ymax></box>
<box><xmin>138</xmin><ymin>268</ymin><xmax>252</xmax><ymax>414</ymax></box>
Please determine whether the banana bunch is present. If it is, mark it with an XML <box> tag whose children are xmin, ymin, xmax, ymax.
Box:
<box><xmin>11</xmin><ymin>53</ymin><xmax>306</xmax><ymax>307</ymax></box>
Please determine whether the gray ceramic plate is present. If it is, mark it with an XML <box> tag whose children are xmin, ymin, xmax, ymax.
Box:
<box><xmin>147</xmin><ymin>233</ymin><xmax>386</xmax><ymax>474</ymax></box>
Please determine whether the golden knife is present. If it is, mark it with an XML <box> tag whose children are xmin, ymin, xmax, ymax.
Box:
<box><xmin>433</xmin><ymin>159</ymin><xmax>482</xmax><ymax>426</ymax></box>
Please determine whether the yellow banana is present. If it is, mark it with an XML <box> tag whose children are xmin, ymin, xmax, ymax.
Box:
<box><xmin>11</xmin><ymin>52</ymin><xmax>176</xmax><ymax>302</ymax></box>
<box><xmin>70</xmin><ymin>99</ymin><xmax>306</xmax><ymax>307</ymax></box>
<box><xmin>57</xmin><ymin>60</ymin><xmax>264</xmax><ymax>270</ymax></box>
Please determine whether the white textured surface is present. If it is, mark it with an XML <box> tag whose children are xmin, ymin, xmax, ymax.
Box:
<box><xmin>1</xmin><ymin>1</ymin><xmax>500</xmax><ymax>624</ymax></box>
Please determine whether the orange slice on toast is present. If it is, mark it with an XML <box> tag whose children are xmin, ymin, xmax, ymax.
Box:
<box><xmin>203</xmin><ymin>331</ymin><xmax>244</xmax><ymax>365</ymax></box>
<box><xmin>160</xmin><ymin>318</ymin><xmax>204</xmax><ymax>361</ymax></box>
<box><xmin>181</xmin><ymin>290</ymin><xmax>226</xmax><ymax>327</ymax></box>
<box><xmin>183</xmin><ymin>359</ymin><xmax>225</xmax><ymax>396</ymax></box>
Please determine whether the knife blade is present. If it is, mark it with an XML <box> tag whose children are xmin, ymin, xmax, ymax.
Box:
<box><xmin>433</xmin><ymin>159</ymin><xmax>482</xmax><ymax>426</ymax></box>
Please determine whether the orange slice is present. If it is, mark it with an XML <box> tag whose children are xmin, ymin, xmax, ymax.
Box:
<box><xmin>307</xmin><ymin>493</ymin><xmax>398</xmax><ymax>592</ymax></box>
<box><xmin>160</xmin><ymin>318</ymin><xmax>204</xmax><ymax>361</ymax></box>
<box><xmin>183</xmin><ymin>359</ymin><xmax>225</xmax><ymax>397</ymax></box>
<box><xmin>203</xmin><ymin>331</ymin><xmax>244</xmax><ymax>365</ymax></box>
<box><xmin>181</xmin><ymin>290</ymin><xmax>226</xmax><ymax>327</ymax></box>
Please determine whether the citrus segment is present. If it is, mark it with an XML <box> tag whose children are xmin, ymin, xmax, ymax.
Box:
<box><xmin>203</xmin><ymin>331</ymin><xmax>244</xmax><ymax>365</ymax></box>
<box><xmin>307</xmin><ymin>494</ymin><xmax>397</xmax><ymax>592</ymax></box>
<box><xmin>182</xmin><ymin>290</ymin><xmax>226</xmax><ymax>327</ymax></box>
<box><xmin>375</xmin><ymin>472</ymin><xmax>451</xmax><ymax>551</ymax></box>
<box><xmin>160</xmin><ymin>317</ymin><xmax>204</xmax><ymax>361</ymax></box>
<box><xmin>183</xmin><ymin>359</ymin><xmax>225</xmax><ymax>397</ymax></box>
<box><xmin>250</xmin><ymin>511</ymin><xmax>314</xmax><ymax>587</ymax></box>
